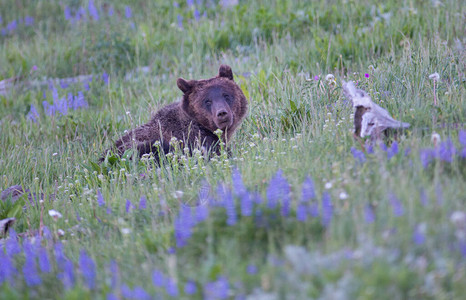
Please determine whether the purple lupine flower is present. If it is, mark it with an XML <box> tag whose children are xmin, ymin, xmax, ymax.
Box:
<box><xmin>1</xmin><ymin>28</ymin><xmax>6</xmax><ymax>36</ymax></box>
<box><xmin>204</xmin><ymin>276</ymin><xmax>229</xmax><ymax>300</ymax></box>
<box><xmin>246</xmin><ymin>264</ymin><xmax>257</xmax><ymax>274</ymax></box>
<box><xmin>412</xmin><ymin>224</ymin><xmax>426</xmax><ymax>245</ymax></box>
<box><xmin>309</xmin><ymin>201</ymin><xmax>319</xmax><ymax>217</ymax></box>
<box><xmin>108</xmin><ymin>260</ymin><xmax>119</xmax><ymax>289</ymax></box>
<box><xmin>79</xmin><ymin>250</ymin><xmax>96</xmax><ymax>290</ymax></box>
<box><xmin>366</xmin><ymin>142</ymin><xmax>374</xmax><ymax>154</ymax></box>
<box><xmin>187</xmin><ymin>0</ymin><xmax>195</xmax><ymax>7</ymax></box>
<box><xmin>38</xmin><ymin>246</ymin><xmax>52</xmax><ymax>273</ymax></box>
<box><xmin>25</xmin><ymin>16</ymin><xmax>34</xmax><ymax>26</ymax></box>
<box><xmin>296</xmin><ymin>204</ymin><xmax>307</xmax><ymax>221</ymax></box>
<box><xmin>56</xmin><ymin>97</ymin><xmax>69</xmax><ymax>115</ymax></box>
<box><xmin>5</xmin><ymin>229</ymin><xmax>21</xmax><ymax>256</ymax></box>
<box><xmin>27</xmin><ymin>104</ymin><xmax>39</xmax><ymax>122</ymax></box>
<box><xmin>180</xmin><ymin>205</ymin><xmax>194</xmax><ymax>227</ymax></box>
<box><xmin>108</xmin><ymin>6</ymin><xmax>114</xmax><ymax>17</ymax></box>
<box><xmin>7</xmin><ymin>20</ymin><xmax>18</xmax><ymax>32</ymax></box>
<box><xmin>88</xmin><ymin>0</ymin><xmax>99</xmax><ymax>21</ymax></box>
<box><xmin>64</xmin><ymin>7</ymin><xmax>72</xmax><ymax>20</ymax></box>
<box><xmin>107</xmin><ymin>293</ymin><xmax>117</xmax><ymax>300</ymax></box>
<box><xmin>404</xmin><ymin>147</ymin><xmax>411</xmax><ymax>157</ymax></box>
<box><xmin>126</xmin><ymin>199</ymin><xmax>134</xmax><ymax>213</ymax></box>
<box><xmin>240</xmin><ymin>192</ymin><xmax>253</xmax><ymax>217</ymax></box>
<box><xmin>222</xmin><ymin>187</ymin><xmax>237</xmax><ymax>225</ymax></box>
<box><xmin>0</xmin><ymin>252</ymin><xmax>17</xmax><ymax>284</ymax></box>
<box><xmin>185</xmin><ymin>280</ymin><xmax>197</xmax><ymax>295</ymax></box>
<box><xmin>459</xmin><ymin>130</ymin><xmax>466</xmax><ymax>146</ymax></box>
<box><xmin>194</xmin><ymin>9</ymin><xmax>201</xmax><ymax>21</ymax></box>
<box><xmin>133</xmin><ymin>286</ymin><xmax>151</xmax><ymax>300</ymax></box>
<box><xmin>125</xmin><ymin>6</ymin><xmax>132</xmax><ymax>19</ymax></box>
<box><xmin>60</xmin><ymin>81</ymin><xmax>69</xmax><ymax>89</ymax></box>
<box><xmin>438</xmin><ymin>139</ymin><xmax>456</xmax><ymax>163</ymax></box>
<box><xmin>380</xmin><ymin>142</ymin><xmax>388</xmax><ymax>152</ymax></box>
<box><xmin>23</xmin><ymin>256</ymin><xmax>42</xmax><ymax>286</ymax></box>
<box><xmin>232</xmin><ymin>168</ymin><xmax>247</xmax><ymax>196</ymax></box>
<box><xmin>152</xmin><ymin>270</ymin><xmax>165</xmax><ymax>287</ymax></box>
<box><xmin>102</xmin><ymin>71</ymin><xmax>109</xmax><ymax>84</ymax></box>
<box><xmin>387</xmin><ymin>141</ymin><xmax>398</xmax><ymax>160</ymax></box>
<box><xmin>266</xmin><ymin>170</ymin><xmax>288</xmax><ymax>209</ymax></box>
<box><xmin>177</xmin><ymin>15</ymin><xmax>183</xmax><ymax>28</ymax></box>
<box><xmin>419</xmin><ymin>188</ymin><xmax>428</xmax><ymax>206</ymax></box>
<box><xmin>253</xmin><ymin>192</ymin><xmax>263</xmax><ymax>204</ymax></box>
<box><xmin>321</xmin><ymin>192</ymin><xmax>333</xmax><ymax>227</ymax></box>
<box><xmin>54</xmin><ymin>242</ymin><xmax>66</xmax><ymax>265</ymax></box>
<box><xmin>195</xmin><ymin>204</ymin><xmax>209</xmax><ymax>223</ymax></box>
<box><xmin>420</xmin><ymin>149</ymin><xmax>435</xmax><ymax>168</ymax></box>
<box><xmin>174</xmin><ymin>206</ymin><xmax>193</xmax><ymax>247</ymax></box>
<box><xmin>42</xmin><ymin>226</ymin><xmax>52</xmax><ymax>240</ymax></box>
<box><xmin>106</xmin><ymin>206</ymin><xmax>112</xmax><ymax>214</ymax></box>
<box><xmin>121</xmin><ymin>284</ymin><xmax>133</xmax><ymax>298</ymax></box>
<box><xmin>58</xmin><ymin>259</ymin><xmax>75</xmax><ymax>289</ymax></box>
<box><xmin>42</xmin><ymin>101</ymin><xmax>56</xmax><ymax>116</ymax></box>
<box><xmin>301</xmin><ymin>177</ymin><xmax>316</xmax><ymax>201</ymax></box>
<box><xmin>166</xmin><ymin>278</ymin><xmax>179</xmax><ymax>297</ymax></box>
<box><xmin>364</xmin><ymin>204</ymin><xmax>375</xmax><ymax>224</ymax></box>
<box><xmin>389</xmin><ymin>193</ymin><xmax>404</xmax><ymax>217</ymax></box>
<box><xmin>139</xmin><ymin>196</ymin><xmax>147</xmax><ymax>209</ymax></box>
<box><xmin>351</xmin><ymin>147</ymin><xmax>366</xmax><ymax>163</ymax></box>
<box><xmin>74</xmin><ymin>91</ymin><xmax>88</xmax><ymax>109</ymax></box>
<box><xmin>461</xmin><ymin>147</ymin><xmax>466</xmax><ymax>158</ymax></box>
<box><xmin>281</xmin><ymin>191</ymin><xmax>291</xmax><ymax>217</ymax></box>
<box><xmin>97</xmin><ymin>190</ymin><xmax>105</xmax><ymax>206</ymax></box>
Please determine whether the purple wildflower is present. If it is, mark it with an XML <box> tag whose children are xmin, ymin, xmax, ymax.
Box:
<box><xmin>364</xmin><ymin>204</ymin><xmax>375</xmax><ymax>224</ymax></box>
<box><xmin>79</xmin><ymin>250</ymin><xmax>96</xmax><ymax>290</ymax></box>
<box><xmin>60</xmin><ymin>81</ymin><xmax>69</xmax><ymax>89</ymax></box>
<box><xmin>106</xmin><ymin>206</ymin><xmax>112</xmax><ymax>214</ymax></box>
<box><xmin>266</xmin><ymin>170</ymin><xmax>288</xmax><ymax>209</ymax></box>
<box><xmin>404</xmin><ymin>147</ymin><xmax>411</xmax><ymax>157</ymax></box>
<box><xmin>204</xmin><ymin>276</ymin><xmax>229</xmax><ymax>300</ymax></box>
<box><xmin>56</xmin><ymin>97</ymin><xmax>69</xmax><ymax>115</ymax></box>
<box><xmin>107</xmin><ymin>293</ymin><xmax>117</xmax><ymax>300</ymax></box>
<box><xmin>64</xmin><ymin>7</ymin><xmax>72</xmax><ymax>20</ymax></box>
<box><xmin>126</xmin><ymin>199</ymin><xmax>134</xmax><ymax>213</ymax></box>
<box><xmin>38</xmin><ymin>247</ymin><xmax>52</xmax><ymax>273</ymax></box>
<box><xmin>166</xmin><ymin>278</ymin><xmax>179</xmax><ymax>297</ymax></box>
<box><xmin>389</xmin><ymin>193</ymin><xmax>404</xmax><ymax>217</ymax></box>
<box><xmin>42</xmin><ymin>226</ymin><xmax>53</xmax><ymax>240</ymax></box>
<box><xmin>420</xmin><ymin>149</ymin><xmax>435</xmax><ymax>168</ymax></box>
<box><xmin>185</xmin><ymin>280</ymin><xmax>197</xmax><ymax>295</ymax></box>
<box><xmin>97</xmin><ymin>190</ymin><xmax>105</xmax><ymax>206</ymax></box>
<box><xmin>74</xmin><ymin>91</ymin><xmax>88</xmax><ymax>109</ymax></box>
<box><xmin>412</xmin><ymin>224</ymin><xmax>426</xmax><ymax>245</ymax></box>
<box><xmin>246</xmin><ymin>264</ymin><xmax>257</xmax><ymax>274</ymax></box>
<box><xmin>438</xmin><ymin>139</ymin><xmax>456</xmax><ymax>162</ymax></box>
<box><xmin>351</xmin><ymin>147</ymin><xmax>366</xmax><ymax>163</ymax></box>
<box><xmin>121</xmin><ymin>284</ymin><xmax>132</xmax><ymax>298</ymax></box>
<box><xmin>25</xmin><ymin>16</ymin><xmax>34</xmax><ymax>26</ymax></box>
<box><xmin>222</xmin><ymin>187</ymin><xmax>237</xmax><ymax>226</ymax></box>
<box><xmin>365</xmin><ymin>73</ymin><xmax>370</xmax><ymax>78</ymax></box>
<box><xmin>139</xmin><ymin>196</ymin><xmax>147</xmax><ymax>209</ymax></box>
<box><xmin>301</xmin><ymin>177</ymin><xmax>316</xmax><ymax>201</ymax></box>
<box><xmin>195</xmin><ymin>204</ymin><xmax>209</xmax><ymax>223</ymax></box>
<box><xmin>102</xmin><ymin>71</ymin><xmax>109</xmax><ymax>84</ymax></box>
<box><xmin>0</xmin><ymin>252</ymin><xmax>17</xmax><ymax>284</ymax></box>
<box><xmin>125</xmin><ymin>6</ymin><xmax>132</xmax><ymax>19</ymax></box>
<box><xmin>387</xmin><ymin>141</ymin><xmax>398</xmax><ymax>160</ymax></box>
<box><xmin>58</xmin><ymin>259</ymin><xmax>75</xmax><ymax>289</ymax></box>
<box><xmin>23</xmin><ymin>256</ymin><xmax>42</xmax><ymax>286</ymax></box>
<box><xmin>177</xmin><ymin>15</ymin><xmax>183</xmax><ymax>28</ymax></box>
<box><xmin>461</xmin><ymin>147</ymin><xmax>466</xmax><ymax>158</ymax></box>
<box><xmin>5</xmin><ymin>229</ymin><xmax>21</xmax><ymax>257</ymax></box>
<box><xmin>187</xmin><ymin>0</ymin><xmax>195</xmax><ymax>7</ymax></box>
<box><xmin>240</xmin><ymin>192</ymin><xmax>253</xmax><ymax>217</ymax></box>
<box><xmin>152</xmin><ymin>270</ymin><xmax>165</xmax><ymax>287</ymax></box>
<box><xmin>108</xmin><ymin>7</ymin><xmax>114</xmax><ymax>17</ymax></box>
<box><xmin>174</xmin><ymin>206</ymin><xmax>193</xmax><ymax>247</ymax></box>
<box><xmin>42</xmin><ymin>101</ymin><xmax>56</xmax><ymax>116</ymax></box>
<box><xmin>314</xmin><ymin>75</ymin><xmax>319</xmax><ymax>81</ymax></box>
<box><xmin>366</xmin><ymin>143</ymin><xmax>374</xmax><ymax>154</ymax></box>
<box><xmin>459</xmin><ymin>130</ymin><xmax>466</xmax><ymax>146</ymax></box>
<box><xmin>88</xmin><ymin>0</ymin><xmax>99</xmax><ymax>21</ymax></box>
<box><xmin>296</xmin><ymin>204</ymin><xmax>307</xmax><ymax>221</ymax></box>
<box><xmin>108</xmin><ymin>260</ymin><xmax>119</xmax><ymax>289</ymax></box>
<box><xmin>133</xmin><ymin>286</ymin><xmax>151</xmax><ymax>300</ymax></box>
<box><xmin>7</xmin><ymin>20</ymin><xmax>17</xmax><ymax>32</ymax></box>
<box><xmin>194</xmin><ymin>9</ymin><xmax>201</xmax><ymax>21</ymax></box>
<box><xmin>321</xmin><ymin>192</ymin><xmax>333</xmax><ymax>227</ymax></box>
<box><xmin>27</xmin><ymin>104</ymin><xmax>39</xmax><ymax>122</ymax></box>
<box><xmin>232</xmin><ymin>168</ymin><xmax>247</xmax><ymax>196</ymax></box>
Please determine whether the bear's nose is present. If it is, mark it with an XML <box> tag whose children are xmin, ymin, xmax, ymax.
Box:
<box><xmin>216</xmin><ymin>109</ymin><xmax>229</xmax><ymax>119</ymax></box>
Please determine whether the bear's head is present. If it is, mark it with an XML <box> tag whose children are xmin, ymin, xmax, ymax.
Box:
<box><xmin>177</xmin><ymin>65</ymin><xmax>248</xmax><ymax>138</ymax></box>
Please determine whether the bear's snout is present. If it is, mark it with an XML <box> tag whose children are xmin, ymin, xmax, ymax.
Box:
<box><xmin>214</xmin><ymin>108</ymin><xmax>233</xmax><ymax>129</ymax></box>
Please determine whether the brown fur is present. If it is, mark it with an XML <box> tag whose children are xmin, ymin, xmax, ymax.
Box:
<box><xmin>102</xmin><ymin>65</ymin><xmax>248</xmax><ymax>160</ymax></box>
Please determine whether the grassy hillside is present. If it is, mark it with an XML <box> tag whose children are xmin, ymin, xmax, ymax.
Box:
<box><xmin>0</xmin><ymin>0</ymin><xmax>465</xmax><ymax>299</ymax></box>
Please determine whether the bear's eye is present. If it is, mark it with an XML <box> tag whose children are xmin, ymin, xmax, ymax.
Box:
<box><xmin>204</xmin><ymin>99</ymin><xmax>212</xmax><ymax>106</ymax></box>
<box><xmin>223</xmin><ymin>94</ymin><xmax>231</xmax><ymax>102</ymax></box>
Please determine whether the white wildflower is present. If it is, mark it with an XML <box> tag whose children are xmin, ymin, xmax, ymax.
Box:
<box><xmin>325</xmin><ymin>74</ymin><xmax>335</xmax><ymax>81</ymax></box>
<box><xmin>52</xmin><ymin>153</ymin><xmax>58</xmax><ymax>156</ymax></box>
<box><xmin>450</xmin><ymin>211</ymin><xmax>466</xmax><ymax>227</ymax></box>
<box><xmin>428</xmin><ymin>72</ymin><xmax>440</xmax><ymax>81</ymax></box>
<box><xmin>57</xmin><ymin>229</ymin><xmax>65</xmax><ymax>237</ymax></box>
<box><xmin>339</xmin><ymin>192</ymin><xmax>348</xmax><ymax>200</ymax></box>
<box><xmin>431</xmin><ymin>132</ymin><xmax>441</xmax><ymax>147</ymax></box>
<box><xmin>48</xmin><ymin>209</ymin><xmax>62</xmax><ymax>220</ymax></box>
<box><xmin>325</xmin><ymin>182</ymin><xmax>333</xmax><ymax>189</ymax></box>
<box><xmin>121</xmin><ymin>228</ymin><xmax>132</xmax><ymax>235</ymax></box>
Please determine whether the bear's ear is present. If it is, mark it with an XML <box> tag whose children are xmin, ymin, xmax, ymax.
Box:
<box><xmin>177</xmin><ymin>78</ymin><xmax>195</xmax><ymax>94</ymax></box>
<box><xmin>218</xmin><ymin>65</ymin><xmax>234</xmax><ymax>81</ymax></box>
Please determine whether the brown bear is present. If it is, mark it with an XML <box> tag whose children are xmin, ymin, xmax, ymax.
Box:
<box><xmin>102</xmin><ymin>65</ymin><xmax>248</xmax><ymax>161</ymax></box>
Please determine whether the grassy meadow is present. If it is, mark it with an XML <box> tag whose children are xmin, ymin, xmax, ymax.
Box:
<box><xmin>1</xmin><ymin>0</ymin><xmax>465</xmax><ymax>299</ymax></box>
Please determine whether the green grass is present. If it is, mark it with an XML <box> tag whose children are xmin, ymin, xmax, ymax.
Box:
<box><xmin>0</xmin><ymin>0</ymin><xmax>465</xmax><ymax>299</ymax></box>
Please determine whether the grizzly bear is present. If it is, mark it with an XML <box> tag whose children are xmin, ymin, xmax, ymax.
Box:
<box><xmin>102</xmin><ymin>65</ymin><xmax>248</xmax><ymax>161</ymax></box>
